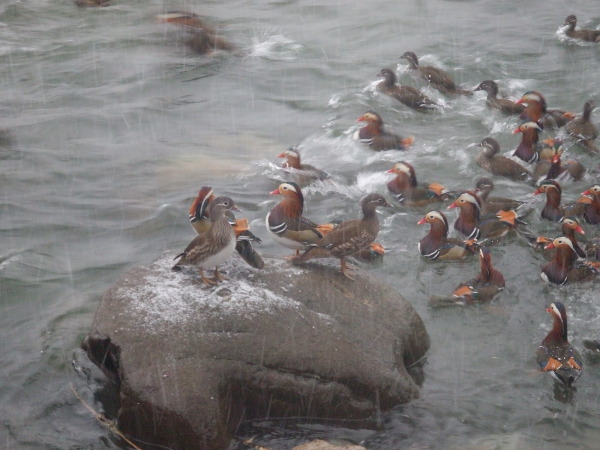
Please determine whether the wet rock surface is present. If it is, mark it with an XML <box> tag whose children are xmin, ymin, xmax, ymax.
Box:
<box><xmin>83</xmin><ymin>254</ymin><xmax>430</xmax><ymax>450</ymax></box>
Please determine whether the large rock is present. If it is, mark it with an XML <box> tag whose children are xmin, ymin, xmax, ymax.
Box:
<box><xmin>83</xmin><ymin>254</ymin><xmax>429</xmax><ymax>450</ymax></box>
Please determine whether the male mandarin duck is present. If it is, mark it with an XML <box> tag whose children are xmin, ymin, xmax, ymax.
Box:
<box><xmin>562</xmin><ymin>15</ymin><xmax>600</xmax><ymax>43</ymax></box>
<box><xmin>400</xmin><ymin>51</ymin><xmax>472</xmax><ymax>96</ymax></box>
<box><xmin>566</xmin><ymin>100</ymin><xmax>599</xmax><ymax>154</ymax></box>
<box><xmin>386</xmin><ymin>161</ymin><xmax>450</xmax><ymax>206</ymax></box>
<box><xmin>173</xmin><ymin>196</ymin><xmax>239</xmax><ymax>285</ymax></box>
<box><xmin>516</xmin><ymin>91</ymin><xmax>575</xmax><ymax>130</ymax></box>
<box><xmin>188</xmin><ymin>187</ymin><xmax>264</xmax><ymax>269</ymax></box>
<box><xmin>266</xmin><ymin>182</ymin><xmax>333</xmax><ymax>255</ymax></box>
<box><xmin>541</xmin><ymin>237</ymin><xmax>598</xmax><ymax>284</ymax></box>
<box><xmin>291</xmin><ymin>193</ymin><xmax>391</xmax><ymax>279</ymax></box>
<box><xmin>354</xmin><ymin>111</ymin><xmax>414</xmax><ymax>151</ymax></box>
<box><xmin>512</xmin><ymin>121</ymin><xmax>554</xmax><ymax>164</ymax></box>
<box><xmin>473</xmin><ymin>80</ymin><xmax>525</xmax><ymax>115</ymax></box>
<box><xmin>537</xmin><ymin>302</ymin><xmax>583</xmax><ymax>388</ymax></box>
<box><xmin>475</xmin><ymin>137</ymin><xmax>531</xmax><ymax>181</ymax></box>
<box><xmin>532</xmin><ymin>146</ymin><xmax>585</xmax><ymax>182</ymax></box>
<box><xmin>448</xmin><ymin>191</ymin><xmax>521</xmax><ymax>241</ymax></box>
<box><xmin>417</xmin><ymin>210</ymin><xmax>477</xmax><ymax>260</ymax></box>
<box><xmin>156</xmin><ymin>12</ymin><xmax>235</xmax><ymax>55</ymax></box>
<box><xmin>277</xmin><ymin>147</ymin><xmax>330</xmax><ymax>184</ymax></box>
<box><xmin>533</xmin><ymin>217</ymin><xmax>587</xmax><ymax>260</ymax></box>
<box><xmin>533</xmin><ymin>180</ymin><xmax>585</xmax><ymax>222</ymax></box>
<box><xmin>474</xmin><ymin>177</ymin><xmax>524</xmax><ymax>214</ymax></box>
<box><xmin>377</xmin><ymin>68</ymin><xmax>439</xmax><ymax>113</ymax></box>
<box><xmin>429</xmin><ymin>247</ymin><xmax>505</xmax><ymax>307</ymax></box>
<box><xmin>580</xmin><ymin>184</ymin><xmax>600</xmax><ymax>225</ymax></box>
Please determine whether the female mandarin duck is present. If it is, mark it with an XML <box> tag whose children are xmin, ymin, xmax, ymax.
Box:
<box><xmin>266</xmin><ymin>182</ymin><xmax>333</xmax><ymax>256</ymax></box>
<box><xmin>516</xmin><ymin>91</ymin><xmax>575</xmax><ymax>130</ymax></box>
<box><xmin>156</xmin><ymin>12</ymin><xmax>235</xmax><ymax>55</ymax></box>
<box><xmin>537</xmin><ymin>302</ymin><xmax>583</xmax><ymax>388</ymax></box>
<box><xmin>429</xmin><ymin>247</ymin><xmax>505</xmax><ymax>307</ymax></box>
<box><xmin>473</xmin><ymin>80</ymin><xmax>525</xmax><ymax>115</ymax></box>
<box><xmin>291</xmin><ymin>193</ymin><xmax>391</xmax><ymax>279</ymax></box>
<box><xmin>277</xmin><ymin>147</ymin><xmax>330</xmax><ymax>184</ymax></box>
<box><xmin>580</xmin><ymin>184</ymin><xmax>600</xmax><ymax>225</ymax></box>
<box><xmin>386</xmin><ymin>161</ymin><xmax>450</xmax><ymax>206</ymax></box>
<box><xmin>512</xmin><ymin>121</ymin><xmax>554</xmax><ymax>164</ymax></box>
<box><xmin>173</xmin><ymin>196</ymin><xmax>239</xmax><ymax>285</ymax></box>
<box><xmin>475</xmin><ymin>137</ymin><xmax>531</xmax><ymax>181</ymax></box>
<box><xmin>562</xmin><ymin>15</ymin><xmax>600</xmax><ymax>43</ymax></box>
<box><xmin>533</xmin><ymin>180</ymin><xmax>586</xmax><ymax>222</ymax></box>
<box><xmin>448</xmin><ymin>191</ymin><xmax>521</xmax><ymax>241</ymax></box>
<box><xmin>400</xmin><ymin>51</ymin><xmax>472</xmax><ymax>96</ymax></box>
<box><xmin>534</xmin><ymin>217</ymin><xmax>587</xmax><ymax>260</ymax></box>
<box><xmin>566</xmin><ymin>100</ymin><xmax>598</xmax><ymax>154</ymax></box>
<box><xmin>354</xmin><ymin>111</ymin><xmax>414</xmax><ymax>151</ymax></box>
<box><xmin>541</xmin><ymin>237</ymin><xmax>598</xmax><ymax>284</ymax></box>
<box><xmin>377</xmin><ymin>68</ymin><xmax>439</xmax><ymax>113</ymax></box>
<box><xmin>188</xmin><ymin>187</ymin><xmax>264</xmax><ymax>269</ymax></box>
<box><xmin>474</xmin><ymin>177</ymin><xmax>524</xmax><ymax>215</ymax></box>
<box><xmin>417</xmin><ymin>210</ymin><xmax>477</xmax><ymax>260</ymax></box>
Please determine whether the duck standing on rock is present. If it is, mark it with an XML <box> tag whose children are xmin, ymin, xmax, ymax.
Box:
<box><xmin>400</xmin><ymin>51</ymin><xmax>472</xmax><ymax>96</ymax></box>
<box><xmin>541</xmin><ymin>237</ymin><xmax>598</xmax><ymax>284</ymax></box>
<box><xmin>561</xmin><ymin>15</ymin><xmax>600</xmax><ymax>43</ymax></box>
<box><xmin>429</xmin><ymin>247</ymin><xmax>505</xmax><ymax>307</ymax></box>
<box><xmin>377</xmin><ymin>68</ymin><xmax>439</xmax><ymax>113</ymax></box>
<box><xmin>188</xmin><ymin>187</ymin><xmax>264</xmax><ymax>269</ymax></box>
<box><xmin>277</xmin><ymin>147</ymin><xmax>330</xmax><ymax>184</ymax></box>
<box><xmin>292</xmin><ymin>193</ymin><xmax>391</xmax><ymax>279</ymax></box>
<box><xmin>474</xmin><ymin>80</ymin><xmax>525</xmax><ymax>114</ymax></box>
<box><xmin>537</xmin><ymin>302</ymin><xmax>583</xmax><ymax>388</ymax></box>
<box><xmin>386</xmin><ymin>161</ymin><xmax>450</xmax><ymax>206</ymax></box>
<box><xmin>476</xmin><ymin>137</ymin><xmax>531</xmax><ymax>181</ymax></box>
<box><xmin>566</xmin><ymin>100</ymin><xmax>598</xmax><ymax>154</ymax></box>
<box><xmin>173</xmin><ymin>196</ymin><xmax>240</xmax><ymax>286</ymax></box>
<box><xmin>418</xmin><ymin>210</ymin><xmax>477</xmax><ymax>260</ymax></box>
<box><xmin>354</xmin><ymin>111</ymin><xmax>414</xmax><ymax>151</ymax></box>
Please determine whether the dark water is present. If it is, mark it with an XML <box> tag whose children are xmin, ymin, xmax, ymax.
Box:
<box><xmin>1</xmin><ymin>0</ymin><xmax>600</xmax><ymax>448</ymax></box>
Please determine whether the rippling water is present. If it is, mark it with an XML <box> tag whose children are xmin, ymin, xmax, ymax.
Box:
<box><xmin>1</xmin><ymin>0</ymin><xmax>599</xmax><ymax>448</ymax></box>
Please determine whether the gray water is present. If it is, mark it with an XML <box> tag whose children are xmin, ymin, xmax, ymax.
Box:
<box><xmin>1</xmin><ymin>0</ymin><xmax>600</xmax><ymax>448</ymax></box>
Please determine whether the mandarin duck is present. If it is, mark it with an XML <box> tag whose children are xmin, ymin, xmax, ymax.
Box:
<box><xmin>377</xmin><ymin>68</ymin><xmax>439</xmax><ymax>113</ymax></box>
<box><xmin>516</xmin><ymin>91</ymin><xmax>575</xmax><ymax>130</ymax></box>
<box><xmin>354</xmin><ymin>111</ymin><xmax>414</xmax><ymax>151</ymax></box>
<box><xmin>580</xmin><ymin>185</ymin><xmax>600</xmax><ymax>225</ymax></box>
<box><xmin>541</xmin><ymin>237</ymin><xmax>598</xmax><ymax>284</ymax></box>
<box><xmin>532</xmin><ymin>146</ymin><xmax>585</xmax><ymax>182</ymax></box>
<box><xmin>448</xmin><ymin>191</ymin><xmax>521</xmax><ymax>241</ymax></box>
<box><xmin>475</xmin><ymin>137</ymin><xmax>531</xmax><ymax>181</ymax></box>
<box><xmin>534</xmin><ymin>217</ymin><xmax>587</xmax><ymax>260</ymax></box>
<box><xmin>417</xmin><ymin>210</ymin><xmax>477</xmax><ymax>260</ymax></box>
<box><xmin>474</xmin><ymin>177</ymin><xmax>525</xmax><ymax>215</ymax></box>
<box><xmin>533</xmin><ymin>180</ymin><xmax>586</xmax><ymax>222</ymax></box>
<box><xmin>562</xmin><ymin>15</ymin><xmax>600</xmax><ymax>43</ymax></box>
<box><xmin>566</xmin><ymin>100</ymin><xmax>599</xmax><ymax>154</ymax></box>
<box><xmin>386</xmin><ymin>161</ymin><xmax>450</xmax><ymax>206</ymax></box>
<box><xmin>474</xmin><ymin>80</ymin><xmax>524</xmax><ymax>114</ymax></box>
<box><xmin>400</xmin><ymin>51</ymin><xmax>472</xmax><ymax>96</ymax></box>
<box><xmin>512</xmin><ymin>121</ymin><xmax>555</xmax><ymax>164</ymax></box>
<box><xmin>429</xmin><ymin>247</ymin><xmax>505</xmax><ymax>307</ymax></box>
<box><xmin>291</xmin><ymin>193</ymin><xmax>391</xmax><ymax>279</ymax></box>
<box><xmin>173</xmin><ymin>196</ymin><xmax>239</xmax><ymax>285</ymax></box>
<box><xmin>537</xmin><ymin>302</ymin><xmax>583</xmax><ymax>388</ymax></box>
<box><xmin>278</xmin><ymin>147</ymin><xmax>330</xmax><ymax>184</ymax></box>
<box><xmin>188</xmin><ymin>187</ymin><xmax>264</xmax><ymax>269</ymax></box>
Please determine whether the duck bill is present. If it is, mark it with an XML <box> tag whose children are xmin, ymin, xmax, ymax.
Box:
<box><xmin>447</xmin><ymin>202</ymin><xmax>458</xmax><ymax>209</ymax></box>
<box><xmin>386</xmin><ymin>168</ymin><xmax>395</xmax><ymax>174</ymax></box>
<box><xmin>417</xmin><ymin>217</ymin><xmax>427</xmax><ymax>225</ymax></box>
<box><xmin>533</xmin><ymin>188</ymin><xmax>542</xmax><ymax>196</ymax></box>
<box><xmin>544</xmin><ymin>242</ymin><xmax>556</xmax><ymax>250</ymax></box>
<box><xmin>277</xmin><ymin>153</ymin><xmax>286</xmax><ymax>158</ymax></box>
<box><xmin>357</xmin><ymin>116</ymin><xmax>365</xmax><ymax>122</ymax></box>
<box><xmin>575</xmin><ymin>226</ymin><xmax>585</xmax><ymax>235</ymax></box>
<box><xmin>512</xmin><ymin>126</ymin><xmax>522</xmax><ymax>134</ymax></box>
<box><xmin>270</xmin><ymin>188</ymin><xmax>281</xmax><ymax>195</ymax></box>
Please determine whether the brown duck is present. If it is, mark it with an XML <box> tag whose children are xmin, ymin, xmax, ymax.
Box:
<box><xmin>386</xmin><ymin>161</ymin><xmax>450</xmax><ymax>206</ymax></box>
<box><xmin>516</xmin><ymin>91</ymin><xmax>574</xmax><ymax>130</ymax></box>
<box><xmin>400</xmin><ymin>51</ymin><xmax>472</xmax><ymax>96</ymax></box>
<box><xmin>475</xmin><ymin>137</ymin><xmax>531</xmax><ymax>181</ymax></box>
<box><xmin>566</xmin><ymin>100</ymin><xmax>598</xmax><ymax>154</ymax></box>
<box><xmin>291</xmin><ymin>193</ymin><xmax>391</xmax><ymax>279</ymax></box>
<box><xmin>474</xmin><ymin>177</ymin><xmax>524</xmax><ymax>214</ymax></box>
<box><xmin>562</xmin><ymin>15</ymin><xmax>600</xmax><ymax>43</ymax></box>
<box><xmin>418</xmin><ymin>210</ymin><xmax>477</xmax><ymax>260</ymax></box>
<box><xmin>377</xmin><ymin>68</ymin><xmax>439</xmax><ymax>113</ymax></box>
<box><xmin>533</xmin><ymin>180</ymin><xmax>585</xmax><ymax>222</ymax></box>
<box><xmin>541</xmin><ymin>237</ymin><xmax>597</xmax><ymax>285</ymax></box>
<box><xmin>532</xmin><ymin>149</ymin><xmax>585</xmax><ymax>182</ymax></box>
<box><xmin>278</xmin><ymin>147</ymin><xmax>330</xmax><ymax>184</ymax></box>
<box><xmin>173</xmin><ymin>196</ymin><xmax>239</xmax><ymax>285</ymax></box>
<box><xmin>354</xmin><ymin>111</ymin><xmax>414</xmax><ymax>151</ymax></box>
<box><xmin>474</xmin><ymin>80</ymin><xmax>524</xmax><ymax>114</ymax></box>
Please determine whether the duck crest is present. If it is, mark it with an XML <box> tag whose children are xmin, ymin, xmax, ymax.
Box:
<box><xmin>189</xmin><ymin>186</ymin><xmax>215</xmax><ymax>222</ymax></box>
